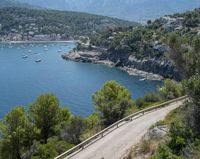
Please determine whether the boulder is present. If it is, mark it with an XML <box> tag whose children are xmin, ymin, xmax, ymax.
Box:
<box><xmin>144</xmin><ymin>125</ymin><xmax>169</xmax><ymax>140</ymax></box>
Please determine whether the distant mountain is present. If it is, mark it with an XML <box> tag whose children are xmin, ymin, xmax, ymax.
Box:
<box><xmin>17</xmin><ymin>0</ymin><xmax>200</xmax><ymax>22</ymax></box>
<box><xmin>0</xmin><ymin>0</ymin><xmax>33</xmax><ymax>8</ymax></box>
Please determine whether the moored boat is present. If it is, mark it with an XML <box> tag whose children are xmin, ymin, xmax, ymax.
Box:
<box><xmin>22</xmin><ymin>55</ymin><xmax>28</xmax><ymax>59</ymax></box>
<box><xmin>35</xmin><ymin>59</ymin><xmax>42</xmax><ymax>62</ymax></box>
<box><xmin>139</xmin><ymin>78</ymin><xmax>146</xmax><ymax>81</ymax></box>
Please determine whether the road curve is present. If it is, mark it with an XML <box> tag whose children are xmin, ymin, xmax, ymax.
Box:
<box><xmin>66</xmin><ymin>100</ymin><xmax>184</xmax><ymax>159</ymax></box>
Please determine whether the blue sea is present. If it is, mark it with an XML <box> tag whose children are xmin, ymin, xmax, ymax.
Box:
<box><xmin>0</xmin><ymin>42</ymin><xmax>162</xmax><ymax>118</ymax></box>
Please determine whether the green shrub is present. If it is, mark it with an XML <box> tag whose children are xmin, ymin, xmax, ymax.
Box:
<box><xmin>32</xmin><ymin>142</ymin><xmax>58</xmax><ymax>159</ymax></box>
<box><xmin>169</xmin><ymin>121</ymin><xmax>194</xmax><ymax>154</ymax></box>
<box><xmin>136</xmin><ymin>97</ymin><xmax>146</xmax><ymax>107</ymax></box>
<box><xmin>136</xmin><ymin>92</ymin><xmax>161</xmax><ymax>108</ymax></box>
<box><xmin>32</xmin><ymin>139</ymin><xmax>73</xmax><ymax>159</ymax></box>
<box><xmin>159</xmin><ymin>80</ymin><xmax>184</xmax><ymax>100</ymax></box>
<box><xmin>80</xmin><ymin>113</ymin><xmax>102</xmax><ymax>141</ymax></box>
<box><xmin>144</xmin><ymin>93</ymin><xmax>161</xmax><ymax>103</ymax></box>
<box><xmin>185</xmin><ymin>75</ymin><xmax>200</xmax><ymax>137</ymax></box>
<box><xmin>150</xmin><ymin>144</ymin><xmax>181</xmax><ymax>159</ymax></box>
<box><xmin>60</xmin><ymin>116</ymin><xmax>88</xmax><ymax>144</ymax></box>
<box><xmin>48</xmin><ymin>138</ymin><xmax>74</xmax><ymax>155</ymax></box>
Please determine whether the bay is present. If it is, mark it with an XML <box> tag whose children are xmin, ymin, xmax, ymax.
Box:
<box><xmin>0</xmin><ymin>42</ymin><xmax>162</xmax><ymax>118</ymax></box>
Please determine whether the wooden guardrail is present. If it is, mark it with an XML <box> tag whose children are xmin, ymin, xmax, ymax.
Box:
<box><xmin>55</xmin><ymin>96</ymin><xmax>187</xmax><ymax>159</ymax></box>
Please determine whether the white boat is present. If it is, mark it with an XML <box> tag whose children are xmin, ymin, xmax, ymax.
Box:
<box><xmin>22</xmin><ymin>55</ymin><xmax>28</xmax><ymax>59</ymax></box>
<box><xmin>58</xmin><ymin>50</ymin><xmax>62</xmax><ymax>52</ymax></box>
<box><xmin>139</xmin><ymin>78</ymin><xmax>146</xmax><ymax>81</ymax></box>
<box><xmin>35</xmin><ymin>59</ymin><xmax>42</xmax><ymax>62</ymax></box>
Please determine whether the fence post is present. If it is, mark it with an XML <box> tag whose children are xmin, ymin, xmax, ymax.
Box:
<box><xmin>81</xmin><ymin>145</ymin><xmax>85</xmax><ymax>150</ymax></box>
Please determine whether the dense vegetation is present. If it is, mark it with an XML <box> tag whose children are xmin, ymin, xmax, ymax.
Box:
<box><xmin>0</xmin><ymin>7</ymin><xmax>138</xmax><ymax>40</ymax></box>
<box><xmin>0</xmin><ymin>79</ymin><xmax>184</xmax><ymax>159</ymax></box>
<box><xmin>88</xmin><ymin>8</ymin><xmax>200</xmax><ymax>59</ymax></box>
<box><xmin>146</xmin><ymin>31</ymin><xmax>200</xmax><ymax>159</ymax></box>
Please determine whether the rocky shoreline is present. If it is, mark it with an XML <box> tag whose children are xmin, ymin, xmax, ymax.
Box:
<box><xmin>62</xmin><ymin>50</ymin><xmax>166</xmax><ymax>81</ymax></box>
<box><xmin>119</xmin><ymin>67</ymin><xmax>164</xmax><ymax>81</ymax></box>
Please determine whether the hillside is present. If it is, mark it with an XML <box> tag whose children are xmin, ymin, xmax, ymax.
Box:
<box><xmin>63</xmin><ymin>8</ymin><xmax>200</xmax><ymax>80</ymax></box>
<box><xmin>17</xmin><ymin>0</ymin><xmax>200</xmax><ymax>22</ymax></box>
<box><xmin>0</xmin><ymin>7</ymin><xmax>138</xmax><ymax>41</ymax></box>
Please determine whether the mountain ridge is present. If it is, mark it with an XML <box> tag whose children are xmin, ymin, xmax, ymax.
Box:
<box><xmin>16</xmin><ymin>0</ymin><xmax>200</xmax><ymax>22</ymax></box>
<box><xmin>0</xmin><ymin>0</ymin><xmax>35</xmax><ymax>8</ymax></box>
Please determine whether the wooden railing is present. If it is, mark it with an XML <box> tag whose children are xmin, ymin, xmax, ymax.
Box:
<box><xmin>55</xmin><ymin>96</ymin><xmax>187</xmax><ymax>159</ymax></box>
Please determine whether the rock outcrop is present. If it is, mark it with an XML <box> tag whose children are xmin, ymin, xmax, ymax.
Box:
<box><xmin>144</xmin><ymin>125</ymin><xmax>169</xmax><ymax>140</ymax></box>
<box><xmin>62</xmin><ymin>50</ymin><xmax>181</xmax><ymax>81</ymax></box>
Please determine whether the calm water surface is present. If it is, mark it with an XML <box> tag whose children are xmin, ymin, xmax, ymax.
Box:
<box><xmin>0</xmin><ymin>42</ymin><xmax>162</xmax><ymax>118</ymax></box>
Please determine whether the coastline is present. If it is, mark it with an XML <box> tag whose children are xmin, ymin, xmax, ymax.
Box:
<box><xmin>94</xmin><ymin>61</ymin><xmax>163</xmax><ymax>81</ymax></box>
<box><xmin>62</xmin><ymin>50</ymin><xmax>164</xmax><ymax>81</ymax></box>
<box><xmin>119</xmin><ymin>67</ymin><xmax>164</xmax><ymax>81</ymax></box>
<box><xmin>94</xmin><ymin>60</ymin><xmax>163</xmax><ymax>81</ymax></box>
<box><xmin>1</xmin><ymin>41</ymin><xmax>164</xmax><ymax>81</ymax></box>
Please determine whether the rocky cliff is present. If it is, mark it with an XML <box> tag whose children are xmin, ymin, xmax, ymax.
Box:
<box><xmin>62</xmin><ymin>50</ymin><xmax>181</xmax><ymax>81</ymax></box>
<box><xmin>108</xmin><ymin>53</ymin><xmax>180</xmax><ymax>80</ymax></box>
